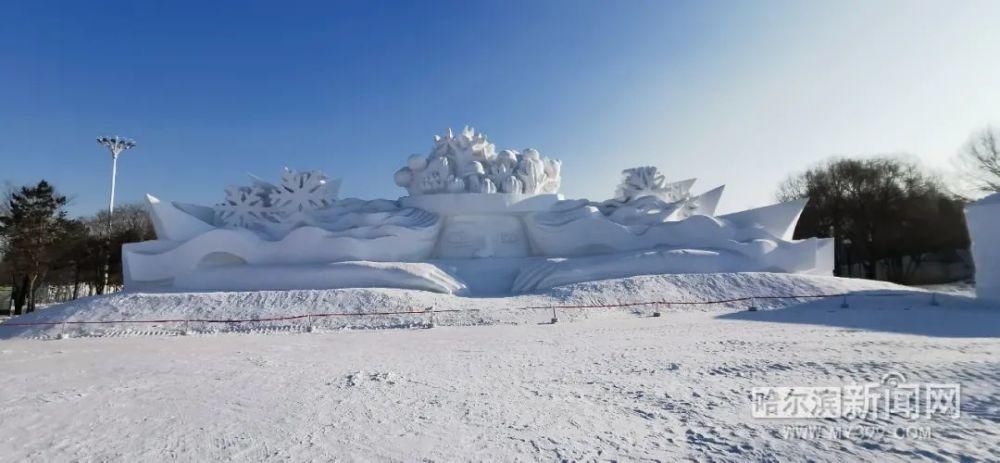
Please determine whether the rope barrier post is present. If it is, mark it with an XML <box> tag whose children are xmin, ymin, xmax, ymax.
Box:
<box><xmin>551</xmin><ymin>306</ymin><xmax>558</xmax><ymax>324</ymax></box>
<box><xmin>840</xmin><ymin>294</ymin><xmax>850</xmax><ymax>309</ymax></box>
<box><xmin>426</xmin><ymin>306</ymin><xmax>435</xmax><ymax>328</ymax></box>
<box><xmin>653</xmin><ymin>303</ymin><xmax>662</xmax><ymax>317</ymax></box>
<box><xmin>307</xmin><ymin>314</ymin><xmax>315</xmax><ymax>333</ymax></box>
<box><xmin>58</xmin><ymin>321</ymin><xmax>69</xmax><ymax>340</ymax></box>
<box><xmin>747</xmin><ymin>297</ymin><xmax>758</xmax><ymax>312</ymax></box>
<box><xmin>930</xmin><ymin>292</ymin><xmax>940</xmax><ymax>307</ymax></box>
<box><xmin>182</xmin><ymin>318</ymin><xmax>191</xmax><ymax>336</ymax></box>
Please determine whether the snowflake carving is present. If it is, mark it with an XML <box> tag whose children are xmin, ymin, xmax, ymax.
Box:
<box><xmin>213</xmin><ymin>168</ymin><xmax>342</xmax><ymax>234</ymax></box>
<box><xmin>269</xmin><ymin>168</ymin><xmax>338</xmax><ymax>216</ymax></box>
<box><xmin>216</xmin><ymin>185</ymin><xmax>270</xmax><ymax>228</ymax></box>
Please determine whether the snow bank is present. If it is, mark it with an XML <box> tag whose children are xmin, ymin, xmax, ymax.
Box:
<box><xmin>1</xmin><ymin>273</ymin><xmax>912</xmax><ymax>339</ymax></box>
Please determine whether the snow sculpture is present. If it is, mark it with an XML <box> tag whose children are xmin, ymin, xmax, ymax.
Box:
<box><xmin>965</xmin><ymin>193</ymin><xmax>1000</xmax><ymax>304</ymax></box>
<box><xmin>124</xmin><ymin>169</ymin><xmax>444</xmax><ymax>292</ymax></box>
<box><xmin>399</xmin><ymin>193</ymin><xmax>561</xmax><ymax>259</ymax></box>
<box><xmin>269</xmin><ymin>169</ymin><xmax>340</xmax><ymax>214</ymax></box>
<box><xmin>394</xmin><ymin>127</ymin><xmax>561</xmax><ymax>195</ymax></box>
<box><xmin>615</xmin><ymin>167</ymin><xmax>692</xmax><ymax>203</ymax></box>
<box><xmin>524</xmin><ymin>185</ymin><xmax>820</xmax><ymax>261</ymax></box>
<box><xmin>214</xmin><ymin>168</ymin><xmax>341</xmax><ymax>234</ymax></box>
<box><xmin>517</xmin><ymin>207</ymin><xmax>829</xmax><ymax>292</ymax></box>
<box><xmin>216</xmin><ymin>185</ymin><xmax>268</xmax><ymax>228</ymax></box>
<box><xmin>146</xmin><ymin>194</ymin><xmax>216</xmax><ymax>241</ymax></box>
<box><xmin>124</xmin><ymin>127</ymin><xmax>833</xmax><ymax>295</ymax></box>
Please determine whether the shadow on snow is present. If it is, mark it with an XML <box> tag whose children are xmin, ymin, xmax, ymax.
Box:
<box><xmin>717</xmin><ymin>290</ymin><xmax>1000</xmax><ymax>338</ymax></box>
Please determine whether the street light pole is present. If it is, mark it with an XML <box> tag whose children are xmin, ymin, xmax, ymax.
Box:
<box><xmin>96</xmin><ymin>136</ymin><xmax>136</xmax><ymax>293</ymax></box>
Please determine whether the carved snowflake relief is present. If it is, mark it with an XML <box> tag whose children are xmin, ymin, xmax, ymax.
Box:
<box><xmin>269</xmin><ymin>168</ymin><xmax>338</xmax><ymax>216</ymax></box>
<box><xmin>216</xmin><ymin>185</ymin><xmax>269</xmax><ymax>228</ymax></box>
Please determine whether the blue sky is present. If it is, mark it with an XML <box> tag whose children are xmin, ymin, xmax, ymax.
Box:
<box><xmin>2</xmin><ymin>0</ymin><xmax>999</xmax><ymax>216</ymax></box>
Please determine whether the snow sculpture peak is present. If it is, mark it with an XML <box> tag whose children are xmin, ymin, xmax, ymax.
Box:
<box><xmin>615</xmin><ymin>166</ymin><xmax>692</xmax><ymax>203</ymax></box>
<box><xmin>214</xmin><ymin>168</ymin><xmax>341</xmax><ymax>231</ymax></box>
<box><xmin>394</xmin><ymin>126</ymin><xmax>561</xmax><ymax>195</ymax></box>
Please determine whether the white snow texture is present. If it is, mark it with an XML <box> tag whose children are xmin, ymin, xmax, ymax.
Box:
<box><xmin>2</xmin><ymin>274</ymin><xmax>999</xmax><ymax>461</ymax></box>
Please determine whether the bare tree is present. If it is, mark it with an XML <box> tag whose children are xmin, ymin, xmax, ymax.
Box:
<box><xmin>75</xmin><ymin>203</ymin><xmax>155</xmax><ymax>294</ymax></box>
<box><xmin>957</xmin><ymin>127</ymin><xmax>1000</xmax><ymax>194</ymax></box>
<box><xmin>84</xmin><ymin>203</ymin><xmax>155</xmax><ymax>239</ymax></box>
<box><xmin>0</xmin><ymin>181</ymin><xmax>13</xmax><ymax>215</ymax></box>
<box><xmin>779</xmin><ymin>156</ymin><xmax>968</xmax><ymax>283</ymax></box>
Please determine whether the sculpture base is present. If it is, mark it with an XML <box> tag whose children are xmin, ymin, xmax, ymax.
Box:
<box><xmin>124</xmin><ymin>242</ymin><xmax>833</xmax><ymax>296</ymax></box>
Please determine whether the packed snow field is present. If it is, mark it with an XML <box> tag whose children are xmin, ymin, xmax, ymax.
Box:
<box><xmin>0</xmin><ymin>273</ymin><xmax>918</xmax><ymax>339</ymax></box>
<box><xmin>1</xmin><ymin>274</ymin><xmax>998</xmax><ymax>461</ymax></box>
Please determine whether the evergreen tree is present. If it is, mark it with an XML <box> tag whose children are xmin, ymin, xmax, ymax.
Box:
<box><xmin>0</xmin><ymin>181</ymin><xmax>69</xmax><ymax>313</ymax></box>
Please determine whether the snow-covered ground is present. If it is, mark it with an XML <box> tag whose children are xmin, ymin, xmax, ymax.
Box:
<box><xmin>1</xmin><ymin>274</ymin><xmax>998</xmax><ymax>461</ymax></box>
<box><xmin>917</xmin><ymin>281</ymin><xmax>976</xmax><ymax>297</ymax></box>
<box><xmin>1</xmin><ymin>273</ymin><xmax>918</xmax><ymax>339</ymax></box>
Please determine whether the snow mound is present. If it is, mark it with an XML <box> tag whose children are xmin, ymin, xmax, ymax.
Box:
<box><xmin>1</xmin><ymin>273</ymin><xmax>916</xmax><ymax>339</ymax></box>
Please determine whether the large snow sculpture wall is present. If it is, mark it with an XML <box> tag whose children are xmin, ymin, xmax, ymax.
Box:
<box><xmin>124</xmin><ymin>128</ymin><xmax>834</xmax><ymax>294</ymax></box>
<box><xmin>124</xmin><ymin>169</ymin><xmax>447</xmax><ymax>292</ymax></box>
<box><xmin>965</xmin><ymin>193</ymin><xmax>1000</xmax><ymax>303</ymax></box>
<box><xmin>520</xmin><ymin>170</ymin><xmax>828</xmax><ymax>288</ymax></box>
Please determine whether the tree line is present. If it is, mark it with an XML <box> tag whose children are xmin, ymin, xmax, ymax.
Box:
<box><xmin>1</xmin><ymin>127</ymin><xmax>998</xmax><ymax>313</ymax></box>
<box><xmin>0</xmin><ymin>182</ymin><xmax>153</xmax><ymax>314</ymax></box>
<box><xmin>779</xmin><ymin>127</ymin><xmax>998</xmax><ymax>282</ymax></box>
<box><xmin>779</xmin><ymin>157</ymin><xmax>969</xmax><ymax>281</ymax></box>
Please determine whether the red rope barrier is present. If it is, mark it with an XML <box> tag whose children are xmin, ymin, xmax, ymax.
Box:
<box><xmin>0</xmin><ymin>292</ymin><xmax>870</xmax><ymax>328</ymax></box>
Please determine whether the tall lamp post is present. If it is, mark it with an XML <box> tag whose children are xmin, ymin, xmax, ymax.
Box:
<box><xmin>96</xmin><ymin>136</ymin><xmax>136</xmax><ymax>292</ymax></box>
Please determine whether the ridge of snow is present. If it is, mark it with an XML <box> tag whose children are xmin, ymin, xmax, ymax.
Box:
<box><xmin>2</xmin><ymin>273</ymin><xmax>918</xmax><ymax>339</ymax></box>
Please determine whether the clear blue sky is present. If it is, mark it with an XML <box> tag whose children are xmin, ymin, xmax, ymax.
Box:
<box><xmin>2</xmin><ymin>0</ymin><xmax>998</xmax><ymax>216</ymax></box>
